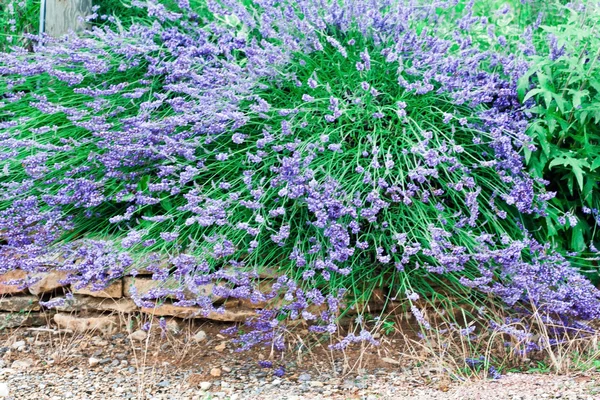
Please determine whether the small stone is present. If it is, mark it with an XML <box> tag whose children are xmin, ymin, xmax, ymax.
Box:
<box><xmin>214</xmin><ymin>342</ymin><xmax>226</xmax><ymax>352</ymax></box>
<box><xmin>210</xmin><ymin>368</ymin><xmax>222</xmax><ymax>377</ymax></box>
<box><xmin>199</xmin><ymin>381</ymin><xmax>212</xmax><ymax>391</ymax></box>
<box><xmin>310</xmin><ymin>381</ymin><xmax>324</xmax><ymax>387</ymax></box>
<box><xmin>120</xmin><ymin>360</ymin><xmax>128</xmax><ymax>368</ymax></box>
<box><xmin>157</xmin><ymin>380</ymin><xmax>170</xmax><ymax>388</ymax></box>
<box><xmin>0</xmin><ymin>382</ymin><xmax>8</xmax><ymax>397</ymax></box>
<box><xmin>166</xmin><ymin>320</ymin><xmax>181</xmax><ymax>335</ymax></box>
<box><xmin>128</xmin><ymin>330</ymin><xmax>147</xmax><ymax>342</ymax></box>
<box><xmin>192</xmin><ymin>330</ymin><xmax>207</xmax><ymax>343</ymax></box>
<box><xmin>298</xmin><ymin>373</ymin><xmax>312</xmax><ymax>382</ymax></box>
<box><xmin>10</xmin><ymin>341</ymin><xmax>25</xmax><ymax>350</ymax></box>
<box><xmin>110</xmin><ymin>360</ymin><xmax>120</xmax><ymax>367</ymax></box>
<box><xmin>88</xmin><ymin>357</ymin><xmax>101</xmax><ymax>367</ymax></box>
<box><xmin>381</xmin><ymin>357</ymin><xmax>401</xmax><ymax>365</ymax></box>
<box><xmin>222</xmin><ymin>366</ymin><xmax>232</xmax><ymax>373</ymax></box>
<box><xmin>11</xmin><ymin>359</ymin><xmax>33</xmax><ymax>369</ymax></box>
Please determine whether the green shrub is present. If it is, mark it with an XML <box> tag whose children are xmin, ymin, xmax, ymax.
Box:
<box><xmin>519</xmin><ymin>3</ymin><xmax>600</xmax><ymax>258</ymax></box>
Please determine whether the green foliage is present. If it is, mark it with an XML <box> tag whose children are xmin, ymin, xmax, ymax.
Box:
<box><xmin>520</xmin><ymin>3</ymin><xmax>600</xmax><ymax>254</ymax></box>
<box><xmin>0</xmin><ymin>0</ymin><xmax>40</xmax><ymax>51</ymax></box>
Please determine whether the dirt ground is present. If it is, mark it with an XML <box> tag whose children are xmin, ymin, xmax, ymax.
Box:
<box><xmin>0</xmin><ymin>317</ymin><xmax>598</xmax><ymax>399</ymax></box>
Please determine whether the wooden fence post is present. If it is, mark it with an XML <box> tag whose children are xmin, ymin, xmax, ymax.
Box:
<box><xmin>40</xmin><ymin>0</ymin><xmax>92</xmax><ymax>37</ymax></box>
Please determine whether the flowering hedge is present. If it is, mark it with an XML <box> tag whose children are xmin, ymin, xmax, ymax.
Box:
<box><xmin>1</xmin><ymin>0</ymin><xmax>599</xmax><ymax>349</ymax></box>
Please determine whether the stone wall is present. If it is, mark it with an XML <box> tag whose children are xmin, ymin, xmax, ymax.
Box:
<box><xmin>0</xmin><ymin>268</ymin><xmax>388</xmax><ymax>332</ymax></box>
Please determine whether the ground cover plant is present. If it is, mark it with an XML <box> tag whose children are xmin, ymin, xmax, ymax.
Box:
<box><xmin>1</xmin><ymin>0</ymin><xmax>599</xmax><ymax>367</ymax></box>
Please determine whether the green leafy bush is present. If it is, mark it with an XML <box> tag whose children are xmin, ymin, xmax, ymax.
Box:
<box><xmin>520</xmin><ymin>3</ymin><xmax>600</xmax><ymax>256</ymax></box>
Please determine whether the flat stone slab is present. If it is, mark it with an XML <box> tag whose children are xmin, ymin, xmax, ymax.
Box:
<box><xmin>29</xmin><ymin>270</ymin><xmax>70</xmax><ymax>295</ymax></box>
<box><xmin>123</xmin><ymin>277</ymin><xmax>222</xmax><ymax>302</ymax></box>
<box><xmin>0</xmin><ymin>295</ymin><xmax>40</xmax><ymax>312</ymax></box>
<box><xmin>55</xmin><ymin>295</ymin><xmax>137</xmax><ymax>314</ymax></box>
<box><xmin>140</xmin><ymin>303</ymin><xmax>255</xmax><ymax>322</ymax></box>
<box><xmin>0</xmin><ymin>270</ymin><xmax>28</xmax><ymax>295</ymax></box>
<box><xmin>0</xmin><ymin>312</ymin><xmax>49</xmax><ymax>330</ymax></box>
<box><xmin>72</xmin><ymin>280</ymin><xmax>123</xmax><ymax>298</ymax></box>
<box><xmin>54</xmin><ymin>313</ymin><xmax>118</xmax><ymax>334</ymax></box>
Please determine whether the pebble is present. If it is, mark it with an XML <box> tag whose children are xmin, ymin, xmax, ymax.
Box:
<box><xmin>0</xmin><ymin>382</ymin><xmax>8</xmax><ymax>397</ymax></box>
<box><xmin>199</xmin><ymin>381</ymin><xmax>212</xmax><ymax>391</ymax></box>
<box><xmin>192</xmin><ymin>330</ymin><xmax>207</xmax><ymax>343</ymax></box>
<box><xmin>298</xmin><ymin>373</ymin><xmax>311</xmax><ymax>382</ymax></box>
<box><xmin>88</xmin><ymin>357</ymin><xmax>100</xmax><ymax>367</ymax></box>
<box><xmin>11</xmin><ymin>359</ymin><xmax>32</xmax><ymax>369</ymax></box>
<box><xmin>128</xmin><ymin>330</ymin><xmax>147</xmax><ymax>342</ymax></box>
<box><xmin>210</xmin><ymin>368</ymin><xmax>222</xmax><ymax>377</ymax></box>
<box><xmin>214</xmin><ymin>343</ymin><xmax>226</xmax><ymax>352</ymax></box>
<box><xmin>10</xmin><ymin>341</ymin><xmax>25</xmax><ymax>350</ymax></box>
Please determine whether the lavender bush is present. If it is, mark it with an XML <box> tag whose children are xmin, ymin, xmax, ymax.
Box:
<box><xmin>1</xmin><ymin>0</ymin><xmax>599</xmax><ymax>350</ymax></box>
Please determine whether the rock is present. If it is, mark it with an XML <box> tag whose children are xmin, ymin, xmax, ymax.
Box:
<box><xmin>0</xmin><ymin>382</ymin><xmax>8</xmax><ymax>397</ymax></box>
<box><xmin>222</xmin><ymin>266</ymin><xmax>281</xmax><ymax>279</ymax></box>
<box><xmin>166</xmin><ymin>319</ymin><xmax>181</xmax><ymax>335</ymax></box>
<box><xmin>0</xmin><ymin>312</ymin><xmax>49</xmax><ymax>330</ymax></box>
<box><xmin>298</xmin><ymin>373</ymin><xmax>312</xmax><ymax>382</ymax></box>
<box><xmin>11</xmin><ymin>358</ymin><xmax>33</xmax><ymax>369</ymax></box>
<box><xmin>28</xmin><ymin>270</ymin><xmax>70</xmax><ymax>296</ymax></box>
<box><xmin>55</xmin><ymin>295</ymin><xmax>137</xmax><ymax>314</ymax></box>
<box><xmin>140</xmin><ymin>303</ymin><xmax>255</xmax><ymax>321</ymax></box>
<box><xmin>0</xmin><ymin>270</ymin><xmax>28</xmax><ymax>295</ymax></box>
<box><xmin>210</xmin><ymin>368</ymin><xmax>222</xmax><ymax>377</ymax></box>
<box><xmin>123</xmin><ymin>277</ymin><xmax>223</xmax><ymax>302</ymax></box>
<box><xmin>238</xmin><ymin>280</ymin><xmax>276</xmax><ymax>309</ymax></box>
<box><xmin>222</xmin><ymin>366</ymin><xmax>231</xmax><ymax>373</ymax></box>
<box><xmin>10</xmin><ymin>341</ymin><xmax>25</xmax><ymax>350</ymax></box>
<box><xmin>128</xmin><ymin>330</ymin><xmax>147</xmax><ymax>342</ymax></box>
<box><xmin>192</xmin><ymin>330</ymin><xmax>207</xmax><ymax>343</ymax></box>
<box><xmin>381</xmin><ymin>357</ymin><xmax>401</xmax><ymax>365</ymax></box>
<box><xmin>199</xmin><ymin>381</ymin><xmax>212</xmax><ymax>391</ymax></box>
<box><xmin>53</xmin><ymin>313</ymin><xmax>118</xmax><ymax>334</ymax></box>
<box><xmin>214</xmin><ymin>342</ymin><xmax>226</xmax><ymax>352</ymax></box>
<box><xmin>0</xmin><ymin>295</ymin><xmax>39</xmax><ymax>312</ymax></box>
<box><xmin>157</xmin><ymin>380</ymin><xmax>170</xmax><ymax>388</ymax></box>
<box><xmin>88</xmin><ymin>357</ymin><xmax>101</xmax><ymax>367</ymax></box>
<box><xmin>72</xmin><ymin>280</ymin><xmax>123</xmax><ymax>298</ymax></box>
<box><xmin>310</xmin><ymin>381</ymin><xmax>324</xmax><ymax>387</ymax></box>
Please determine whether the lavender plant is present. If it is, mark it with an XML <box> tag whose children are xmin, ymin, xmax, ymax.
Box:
<box><xmin>1</xmin><ymin>0</ymin><xmax>599</xmax><ymax>350</ymax></box>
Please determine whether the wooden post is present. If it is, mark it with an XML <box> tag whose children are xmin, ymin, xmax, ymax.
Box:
<box><xmin>40</xmin><ymin>0</ymin><xmax>92</xmax><ymax>37</ymax></box>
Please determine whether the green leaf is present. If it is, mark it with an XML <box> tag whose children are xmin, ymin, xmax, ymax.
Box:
<box><xmin>549</xmin><ymin>155</ymin><xmax>590</xmax><ymax>191</ymax></box>
<box><xmin>138</xmin><ymin>175</ymin><xmax>150</xmax><ymax>192</ymax></box>
<box><xmin>160</xmin><ymin>198</ymin><xmax>173</xmax><ymax>211</ymax></box>
<box><xmin>523</xmin><ymin>88</ymin><xmax>544</xmax><ymax>103</ymax></box>
<box><xmin>571</xmin><ymin>224</ymin><xmax>585</xmax><ymax>252</ymax></box>
<box><xmin>569</xmin><ymin>89</ymin><xmax>589</xmax><ymax>109</ymax></box>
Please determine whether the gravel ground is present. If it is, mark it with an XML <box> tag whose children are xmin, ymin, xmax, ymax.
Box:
<box><xmin>1</xmin><ymin>366</ymin><xmax>599</xmax><ymax>399</ymax></box>
<box><xmin>0</xmin><ymin>322</ymin><xmax>598</xmax><ymax>399</ymax></box>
